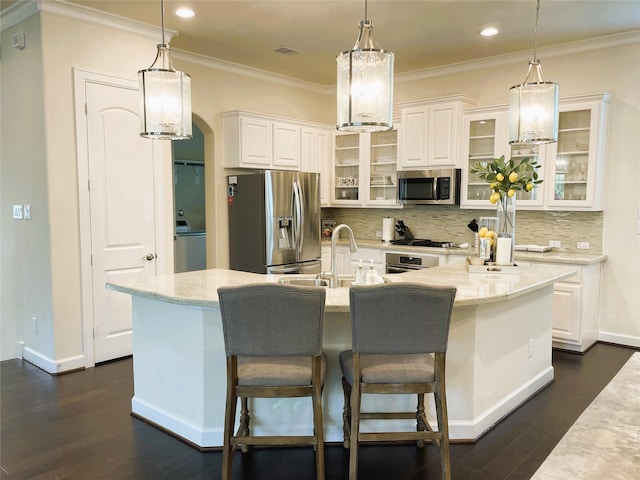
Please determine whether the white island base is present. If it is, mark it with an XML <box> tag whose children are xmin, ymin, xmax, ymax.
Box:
<box><xmin>124</xmin><ymin>269</ymin><xmax>557</xmax><ymax>449</ymax></box>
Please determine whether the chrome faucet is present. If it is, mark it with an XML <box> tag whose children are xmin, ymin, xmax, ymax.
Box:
<box><xmin>326</xmin><ymin>224</ymin><xmax>357</xmax><ymax>288</ymax></box>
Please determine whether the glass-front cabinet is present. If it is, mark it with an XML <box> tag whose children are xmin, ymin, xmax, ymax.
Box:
<box><xmin>463</xmin><ymin>112</ymin><xmax>504</xmax><ymax>206</ymax></box>
<box><xmin>461</xmin><ymin>93</ymin><xmax>609</xmax><ymax>211</ymax></box>
<box><xmin>366</xmin><ymin>129</ymin><xmax>398</xmax><ymax>205</ymax></box>
<box><xmin>545</xmin><ymin>94</ymin><xmax>610</xmax><ymax>210</ymax></box>
<box><xmin>462</xmin><ymin>110</ymin><xmax>546</xmax><ymax>209</ymax></box>
<box><xmin>333</xmin><ymin>132</ymin><xmax>363</xmax><ymax>205</ymax></box>
<box><xmin>332</xmin><ymin>128</ymin><xmax>400</xmax><ymax>207</ymax></box>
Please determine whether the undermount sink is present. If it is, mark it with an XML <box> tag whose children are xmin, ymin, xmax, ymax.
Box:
<box><xmin>278</xmin><ymin>278</ymin><xmax>328</xmax><ymax>287</ymax></box>
<box><xmin>278</xmin><ymin>275</ymin><xmax>390</xmax><ymax>288</ymax></box>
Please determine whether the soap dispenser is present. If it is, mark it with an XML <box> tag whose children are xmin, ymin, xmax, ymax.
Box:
<box><xmin>365</xmin><ymin>260</ymin><xmax>377</xmax><ymax>285</ymax></box>
<box><xmin>355</xmin><ymin>259</ymin><xmax>365</xmax><ymax>284</ymax></box>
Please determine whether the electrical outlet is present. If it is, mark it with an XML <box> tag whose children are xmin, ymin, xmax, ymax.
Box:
<box><xmin>375</xmin><ymin>231</ymin><xmax>382</xmax><ymax>238</ymax></box>
<box><xmin>528</xmin><ymin>338</ymin><xmax>534</xmax><ymax>358</ymax></box>
<box><xmin>577</xmin><ymin>241</ymin><xmax>590</xmax><ymax>250</ymax></box>
<box><xmin>549</xmin><ymin>240</ymin><xmax>561</xmax><ymax>248</ymax></box>
<box><xmin>32</xmin><ymin>317</ymin><xmax>38</xmax><ymax>334</ymax></box>
<box><xmin>23</xmin><ymin>204</ymin><xmax>31</xmax><ymax>220</ymax></box>
<box><xmin>12</xmin><ymin>205</ymin><xmax>23</xmax><ymax>219</ymax></box>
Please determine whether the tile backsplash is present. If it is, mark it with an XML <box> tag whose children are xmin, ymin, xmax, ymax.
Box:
<box><xmin>322</xmin><ymin>207</ymin><xmax>603</xmax><ymax>253</ymax></box>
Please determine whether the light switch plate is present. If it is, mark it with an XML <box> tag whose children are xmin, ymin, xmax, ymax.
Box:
<box><xmin>548</xmin><ymin>240</ymin><xmax>561</xmax><ymax>248</ymax></box>
<box><xmin>23</xmin><ymin>204</ymin><xmax>31</xmax><ymax>220</ymax></box>
<box><xmin>12</xmin><ymin>205</ymin><xmax>23</xmax><ymax>219</ymax></box>
<box><xmin>577</xmin><ymin>241</ymin><xmax>590</xmax><ymax>250</ymax></box>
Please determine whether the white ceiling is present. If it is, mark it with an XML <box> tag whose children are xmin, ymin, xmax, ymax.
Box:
<box><xmin>5</xmin><ymin>1</ymin><xmax>640</xmax><ymax>86</ymax></box>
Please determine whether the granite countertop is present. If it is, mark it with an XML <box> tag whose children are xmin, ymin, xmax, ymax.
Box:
<box><xmin>106</xmin><ymin>264</ymin><xmax>577</xmax><ymax>312</ymax></box>
<box><xmin>327</xmin><ymin>238</ymin><xmax>608</xmax><ymax>266</ymax></box>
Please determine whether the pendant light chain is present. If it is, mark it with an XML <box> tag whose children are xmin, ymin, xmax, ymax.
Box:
<box><xmin>160</xmin><ymin>0</ymin><xmax>166</xmax><ymax>46</ymax></box>
<box><xmin>533</xmin><ymin>0</ymin><xmax>540</xmax><ymax>63</ymax></box>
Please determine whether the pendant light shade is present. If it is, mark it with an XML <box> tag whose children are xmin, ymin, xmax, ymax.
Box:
<box><xmin>509</xmin><ymin>0</ymin><xmax>558</xmax><ymax>145</ymax></box>
<box><xmin>138</xmin><ymin>0</ymin><xmax>192</xmax><ymax>140</ymax></box>
<box><xmin>336</xmin><ymin>2</ymin><xmax>394</xmax><ymax>133</ymax></box>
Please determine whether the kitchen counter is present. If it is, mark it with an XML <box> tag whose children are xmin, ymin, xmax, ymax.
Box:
<box><xmin>107</xmin><ymin>264</ymin><xmax>575</xmax><ymax>311</ymax></box>
<box><xmin>329</xmin><ymin>238</ymin><xmax>608</xmax><ymax>265</ymax></box>
<box><xmin>107</xmin><ymin>264</ymin><xmax>574</xmax><ymax>448</ymax></box>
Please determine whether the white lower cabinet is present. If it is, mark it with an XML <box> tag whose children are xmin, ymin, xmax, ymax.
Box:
<box><xmin>445</xmin><ymin>254</ymin><xmax>467</xmax><ymax>265</ymax></box>
<box><xmin>321</xmin><ymin>245</ymin><xmax>351</xmax><ymax>275</ymax></box>
<box><xmin>350</xmin><ymin>247</ymin><xmax>385</xmax><ymax>275</ymax></box>
<box><xmin>520</xmin><ymin>260</ymin><xmax>601</xmax><ymax>353</ymax></box>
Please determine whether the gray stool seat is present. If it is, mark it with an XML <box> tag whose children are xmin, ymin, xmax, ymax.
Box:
<box><xmin>339</xmin><ymin>351</ymin><xmax>434</xmax><ymax>384</ymax></box>
<box><xmin>218</xmin><ymin>282</ymin><xmax>327</xmax><ymax>480</ymax></box>
<box><xmin>340</xmin><ymin>282</ymin><xmax>457</xmax><ymax>480</ymax></box>
<box><xmin>238</xmin><ymin>355</ymin><xmax>327</xmax><ymax>386</ymax></box>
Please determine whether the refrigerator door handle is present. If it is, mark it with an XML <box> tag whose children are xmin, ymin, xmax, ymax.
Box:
<box><xmin>293</xmin><ymin>179</ymin><xmax>303</xmax><ymax>262</ymax></box>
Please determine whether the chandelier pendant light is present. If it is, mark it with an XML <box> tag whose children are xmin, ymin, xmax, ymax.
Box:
<box><xmin>138</xmin><ymin>0</ymin><xmax>192</xmax><ymax>140</ymax></box>
<box><xmin>336</xmin><ymin>0</ymin><xmax>394</xmax><ymax>132</ymax></box>
<box><xmin>509</xmin><ymin>0</ymin><xmax>558</xmax><ymax>145</ymax></box>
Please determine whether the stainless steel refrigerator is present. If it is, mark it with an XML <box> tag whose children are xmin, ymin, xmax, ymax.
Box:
<box><xmin>227</xmin><ymin>170</ymin><xmax>321</xmax><ymax>274</ymax></box>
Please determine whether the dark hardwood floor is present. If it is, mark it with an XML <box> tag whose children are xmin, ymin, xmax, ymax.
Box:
<box><xmin>1</xmin><ymin>343</ymin><xmax>635</xmax><ymax>480</ymax></box>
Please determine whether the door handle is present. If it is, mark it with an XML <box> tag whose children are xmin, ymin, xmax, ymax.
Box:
<box><xmin>145</xmin><ymin>253</ymin><xmax>156</xmax><ymax>261</ymax></box>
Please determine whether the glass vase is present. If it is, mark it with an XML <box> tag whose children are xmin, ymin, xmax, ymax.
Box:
<box><xmin>495</xmin><ymin>194</ymin><xmax>516</xmax><ymax>265</ymax></box>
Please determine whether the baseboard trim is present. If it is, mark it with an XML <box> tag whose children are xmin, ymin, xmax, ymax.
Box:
<box><xmin>132</xmin><ymin>366</ymin><xmax>555</xmax><ymax>448</ymax></box>
<box><xmin>598</xmin><ymin>332</ymin><xmax>640</xmax><ymax>349</ymax></box>
<box><xmin>448</xmin><ymin>365</ymin><xmax>555</xmax><ymax>441</ymax></box>
<box><xmin>21</xmin><ymin>346</ymin><xmax>86</xmax><ymax>374</ymax></box>
<box><xmin>132</xmin><ymin>396</ymin><xmax>223</xmax><ymax>448</ymax></box>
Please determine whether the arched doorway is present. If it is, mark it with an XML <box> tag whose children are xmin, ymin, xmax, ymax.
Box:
<box><xmin>172</xmin><ymin>122</ymin><xmax>206</xmax><ymax>272</ymax></box>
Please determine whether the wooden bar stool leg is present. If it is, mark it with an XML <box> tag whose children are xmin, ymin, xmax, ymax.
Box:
<box><xmin>238</xmin><ymin>397</ymin><xmax>250</xmax><ymax>453</ymax></box>
<box><xmin>416</xmin><ymin>393</ymin><xmax>428</xmax><ymax>448</ymax></box>
<box><xmin>312</xmin><ymin>358</ymin><xmax>325</xmax><ymax>480</ymax></box>
<box><xmin>222</xmin><ymin>358</ymin><xmax>238</xmax><ymax>480</ymax></box>
<box><xmin>342</xmin><ymin>376</ymin><xmax>352</xmax><ymax>449</ymax></box>
<box><xmin>349</xmin><ymin>355</ymin><xmax>362</xmax><ymax>480</ymax></box>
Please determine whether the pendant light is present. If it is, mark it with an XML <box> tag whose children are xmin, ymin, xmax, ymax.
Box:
<box><xmin>138</xmin><ymin>0</ymin><xmax>192</xmax><ymax>140</ymax></box>
<box><xmin>509</xmin><ymin>0</ymin><xmax>558</xmax><ymax>145</ymax></box>
<box><xmin>336</xmin><ymin>0</ymin><xmax>394</xmax><ymax>132</ymax></box>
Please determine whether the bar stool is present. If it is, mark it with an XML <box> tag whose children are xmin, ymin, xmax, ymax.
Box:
<box><xmin>340</xmin><ymin>282</ymin><xmax>457</xmax><ymax>480</ymax></box>
<box><xmin>217</xmin><ymin>283</ymin><xmax>327</xmax><ymax>480</ymax></box>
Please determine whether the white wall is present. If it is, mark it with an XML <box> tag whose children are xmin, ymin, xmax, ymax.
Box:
<box><xmin>0</xmin><ymin>13</ymin><xmax>56</xmax><ymax>361</ymax></box>
<box><xmin>1</xmin><ymin>4</ymin><xmax>638</xmax><ymax>367</ymax></box>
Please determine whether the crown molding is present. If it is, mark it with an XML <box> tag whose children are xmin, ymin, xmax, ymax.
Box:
<box><xmin>396</xmin><ymin>30</ymin><xmax>640</xmax><ymax>84</ymax></box>
<box><xmin>171</xmin><ymin>49</ymin><xmax>332</xmax><ymax>95</ymax></box>
<box><xmin>0</xmin><ymin>0</ymin><xmax>177</xmax><ymax>42</ymax></box>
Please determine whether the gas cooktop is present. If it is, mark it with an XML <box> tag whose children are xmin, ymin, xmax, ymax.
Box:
<box><xmin>391</xmin><ymin>239</ymin><xmax>456</xmax><ymax>248</ymax></box>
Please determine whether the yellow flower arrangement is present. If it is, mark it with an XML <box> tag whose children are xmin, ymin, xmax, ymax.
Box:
<box><xmin>470</xmin><ymin>155</ymin><xmax>543</xmax><ymax>204</ymax></box>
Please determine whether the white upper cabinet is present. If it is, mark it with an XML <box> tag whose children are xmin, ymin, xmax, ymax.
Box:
<box><xmin>366</xmin><ymin>128</ymin><xmax>400</xmax><ymax>206</ymax></box>
<box><xmin>332</xmin><ymin>127</ymin><xmax>401</xmax><ymax>208</ymax></box>
<box><xmin>223</xmin><ymin>111</ymin><xmax>302</xmax><ymax>170</ymax></box>
<box><xmin>461</xmin><ymin>108</ymin><xmax>546</xmax><ymax>209</ymax></box>
<box><xmin>272</xmin><ymin>121</ymin><xmax>301</xmax><ymax>169</ymax></box>
<box><xmin>301</xmin><ymin>126</ymin><xmax>332</xmax><ymax>206</ymax></box>
<box><xmin>398</xmin><ymin>95</ymin><xmax>477</xmax><ymax>170</ymax></box>
<box><xmin>545</xmin><ymin>93</ymin><xmax>611</xmax><ymax>211</ymax></box>
<box><xmin>460</xmin><ymin>93</ymin><xmax>610</xmax><ymax>211</ymax></box>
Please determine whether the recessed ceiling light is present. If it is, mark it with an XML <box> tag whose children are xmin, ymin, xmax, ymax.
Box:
<box><xmin>174</xmin><ymin>8</ymin><xmax>195</xmax><ymax>18</ymax></box>
<box><xmin>479</xmin><ymin>27</ymin><xmax>500</xmax><ymax>37</ymax></box>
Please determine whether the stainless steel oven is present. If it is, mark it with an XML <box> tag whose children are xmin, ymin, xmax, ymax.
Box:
<box><xmin>385</xmin><ymin>252</ymin><xmax>439</xmax><ymax>274</ymax></box>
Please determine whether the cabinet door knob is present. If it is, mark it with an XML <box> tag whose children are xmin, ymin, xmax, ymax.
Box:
<box><xmin>145</xmin><ymin>253</ymin><xmax>156</xmax><ymax>261</ymax></box>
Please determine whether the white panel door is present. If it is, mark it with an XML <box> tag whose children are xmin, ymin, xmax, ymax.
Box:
<box><xmin>86</xmin><ymin>81</ymin><xmax>158</xmax><ymax>363</ymax></box>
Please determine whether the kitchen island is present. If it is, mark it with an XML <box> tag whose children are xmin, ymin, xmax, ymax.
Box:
<box><xmin>106</xmin><ymin>264</ymin><xmax>575</xmax><ymax>449</ymax></box>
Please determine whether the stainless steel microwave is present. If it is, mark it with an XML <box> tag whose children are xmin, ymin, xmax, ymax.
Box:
<box><xmin>397</xmin><ymin>168</ymin><xmax>461</xmax><ymax>205</ymax></box>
